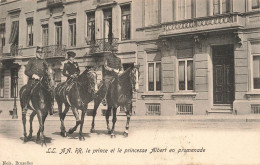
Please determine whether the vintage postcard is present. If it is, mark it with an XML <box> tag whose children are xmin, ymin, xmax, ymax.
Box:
<box><xmin>0</xmin><ymin>0</ymin><xmax>260</xmax><ymax>164</ymax></box>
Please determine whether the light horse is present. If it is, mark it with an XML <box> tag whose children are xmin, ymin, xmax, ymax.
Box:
<box><xmin>19</xmin><ymin>66</ymin><xmax>55</xmax><ymax>146</ymax></box>
<box><xmin>91</xmin><ymin>65</ymin><xmax>139</xmax><ymax>138</ymax></box>
<box><xmin>55</xmin><ymin>68</ymin><xmax>97</xmax><ymax>140</ymax></box>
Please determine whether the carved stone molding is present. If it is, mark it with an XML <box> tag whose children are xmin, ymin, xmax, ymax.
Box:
<box><xmin>157</xmin><ymin>39</ymin><xmax>171</xmax><ymax>51</ymax></box>
<box><xmin>234</xmin><ymin>32</ymin><xmax>243</xmax><ymax>47</ymax></box>
<box><xmin>193</xmin><ymin>33</ymin><xmax>208</xmax><ymax>49</ymax></box>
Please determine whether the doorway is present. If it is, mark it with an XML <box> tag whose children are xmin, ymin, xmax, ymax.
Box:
<box><xmin>212</xmin><ymin>45</ymin><xmax>234</xmax><ymax>105</ymax></box>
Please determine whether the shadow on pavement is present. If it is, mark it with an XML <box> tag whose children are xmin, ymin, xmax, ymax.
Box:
<box><xmin>19</xmin><ymin>136</ymin><xmax>53</xmax><ymax>145</ymax></box>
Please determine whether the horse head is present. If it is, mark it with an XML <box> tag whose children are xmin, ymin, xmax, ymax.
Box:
<box><xmin>78</xmin><ymin>66</ymin><xmax>98</xmax><ymax>94</ymax></box>
<box><xmin>43</xmin><ymin>66</ymin><xmax>56</xmax><ymax>90</ymax></box>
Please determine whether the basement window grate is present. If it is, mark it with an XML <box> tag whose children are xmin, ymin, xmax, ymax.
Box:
<box><xmin>176</xmin><ymin>104</ymin><xmax>193</xmax><ymax>115</ymax></box>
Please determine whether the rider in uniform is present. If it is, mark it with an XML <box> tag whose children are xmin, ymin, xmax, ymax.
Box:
<box><xmin>62</xmin><ymin>51</ymin><xmax>80</xmax><ymax>83</ymax></box>
<box><xmin>24</xmin><ymin>46</ymin><xmax>54</xmax><ymax>115</ymax></box>
<box><xmin>101</xmin><ymin>47</ymin><xmax>123</xmax><ymax>105</ymax></box>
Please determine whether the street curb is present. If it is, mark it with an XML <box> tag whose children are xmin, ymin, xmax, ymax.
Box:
<box><xmin>1</xmin><ymin>115</ymin><xmax>260</xmax><ymax>122</ymax></box>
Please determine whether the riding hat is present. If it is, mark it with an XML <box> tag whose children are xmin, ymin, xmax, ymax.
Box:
<box><xmin>36</xmin><ymin>46</ymin><xmax>43</xmax><ymax>53</ymax></box>
<box><xmin>67</xmin><ymin>51</ymin><xmax>76</xmax><ymax>59</ymax></box>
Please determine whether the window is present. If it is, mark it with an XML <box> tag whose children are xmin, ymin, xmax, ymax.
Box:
<box><xmin>0</xmin><ymin>23</ymin><xmax>5</xmax><ymax>48</ymax></box>
<box><xmin>55</xmin><ymin>21</ymin><xmax>62</xmax><ymax>45</ymax></box>
<box><xmin>87</xmin><ymin>12</ymin><xmax>95</xmax><ymax>42</ymax></box>
<box><xmin>69</xmin><ymin>19</ymin><xmax>76</xmax><ymax>47</ymax></box>
<box><xmin>42</xmin><ymin>24</ymin><xmax>48</xmax><ymax>46</ymax></box>
<box><xmin>145</xmin><ymin>0</ymin><xmax>161</xmax><ymax>26</ymax></box>
<box><xmin>213</xmin><ymin>0</ymin><xmax>230</xmax><ymax>15</ymax></box>
<box><xmin>0</xmin><ymin>70</ymin><xmax>4</xmax><ymax>98</ymax></box>
<box><xmin>148</xmin><ymin>62</ymin><xmax>161</xmax><ymax>91</ymax></box>
<box><xmin>27</xmin><ymin>18</ymin><xmax>33</xmax><ymax>46</ymax></box>
<box><xmin>10</xmin><ymin>68</ymin><xmax>18</xmax><ymax>98</ymax></box>
<box><xmin>121</xmin><ymin>4</ymin><xmax>131</xmax><ymax>40</ymax></box>
<box><xmin>252</xmin><ymin>0</ymin><xmax>260</xmax><ymax>9</ymax></box>
<box><xmin>177</xmin><ymin>49</ymin><xmax>194</xmax><ymax>91</ymax></box>
<box><xmin>252</xmin><ymin>43</ymin><xmax>260</xmax><ymax>89</ymax></box>
<box><xmin>178</xmin><ymin>0</ymin><xmax>194</xmax><ymax>20</ymax></box>
<box><xmin>103</xmin><ymin>9</ymin><xmax>112</xmax><ymax>39</ymax></box>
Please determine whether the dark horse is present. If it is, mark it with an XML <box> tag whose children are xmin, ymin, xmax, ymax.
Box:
<box><xmin>91</xmin><ymin>65</ymin><xmax>139</xmax><ymax>138</ymax></box>
<box><xmin>19</xmin><ymin>66</ymin><xmax>55</xmax><ymax>146</ymax></box>
<box><xmin>55</xmin><ymin>68</ymin><xmax>97</xmax><ymax>140</ymax></box>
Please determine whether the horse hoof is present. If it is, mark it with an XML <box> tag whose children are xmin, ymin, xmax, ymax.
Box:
<box><xmin>108</xmin><ymin>130</ymin><xmax>112</xmax><ymax>134</ymax></box>
<box><xmin>110</xmin><ymin>134</ymin><xmax>116</xmax><ymax>138</ymax></box>
<box><xmin>79</xmin><ymin>136</ymin><xmax>85</xmax><ymax>141</ymax></box>
<box><xmin>60</xmin><ymin>131</ymin><xmax>67</xmax><ymax>137</ymax></box>
<box><xmin>24</xmin><ymin>136</ymin><xmax>28</xmax><ymax>142</ymax></box>
<box><xmin>123</xmin><ymin>132</ymin><xmax>128</xmax><ymax>137</ymax></box>
<box><xmin>90</xmin><ymin>129</ymin><xmax>95</xmax><ymax>133</ymax></box>
<box><xmin>68</xmin><ymin>129</ymin><xmax>74</xmax><ymax>134</ymax></box>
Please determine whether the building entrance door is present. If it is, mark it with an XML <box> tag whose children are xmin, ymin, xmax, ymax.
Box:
<box><xmin>213</xmin><ymin>45</ymin><xmax>234</xmax><ymax>104</ymax></box>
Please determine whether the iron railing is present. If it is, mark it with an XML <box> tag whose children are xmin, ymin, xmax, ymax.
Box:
<box><xmin>146</xmin><ymin>103</ymin><xmax>161</xmax><ymax>115</ymax></box>
<box><xmin>162</xmin><ymin>13</ymin><xmax>243</xmax><ymax>35</ymax></box>
<box><xmin>42</xmin><ymin>45</ymin><xmax>66</xmax><ymax>58</ymax></box>
<box><xmin>176</xmin><ymin>104</ymin><xmax>193</xmax><ymax>115</ymax></box>
<box><xmin>88</xmin><ymin>38</ymin><xmax>119</xmax><ymax>54</ymax></box>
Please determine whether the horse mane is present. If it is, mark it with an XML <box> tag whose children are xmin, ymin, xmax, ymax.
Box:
<box><xmin>119</xmin><ymin>67</ymin><xmax>132</xmax><ymax>81</ymax></box>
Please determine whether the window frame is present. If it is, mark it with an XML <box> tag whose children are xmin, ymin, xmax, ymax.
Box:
<box><xmin>177</xmin><ymin>58</ymin><xmax>194</xmax><ymax>91</ymax></box>
<box><xmin>177</xmin><ymin>0</ymin><xmax>195</xmax><ymax>20</ymax></box>
<box><xmin>26</xmin><ymin>19</ymin><xmax>33</xmax><ymax>46</ymax></box>
<box><xmin>42</xmin><ymin>24</ymin><xmax>49</xmax><ymax>46</ymax></box>
<box><xmin>68</xmin><ymin>19</ymin><xmax>76</xmax><ymax>47</ymax></box>
<box><xmin>251</xmin><ymin>0</ymin><xmax>260</xmax><ymax>10</ymax></box>
<box><xmin>0</xmin><ymin>23</ymin><xmax>5</xmax><ymax>47</ymax></box>
<box><xmin>121</xmin><ymin>4</ymin><xmax>131</xmax><ymax>41</ymax></box>
<box><xmin>0</xmin><ymin>70</ymin><xmax>4</xmax><ymax>98</ymax></box>
<box><xmin>251</xmin><ymin>52</ymin><xmax>260</xmax><ymax>91</ymax></box>
<box><xmin>213</xmin><ymin>0</ymin><xmax>231</xmax><ymax>15</ymax></box>
<box><xmin>10</xmin><ymin>68</ymin><xmax>18</xmax><ymax>98</ymax></box>
<box><xmin>55</xmin><ymin>22</ymin><xmax>62</xmax><ymax>46</ymax></box>
<box><xmin>147</xmin><ymin>61</ymin><xmax>162</xmax><ymax>92</ymax></box>
<box><xmin>86</xmin><ymin>12</ymin><xmax>95</xmax><ymax>43</ymax></box>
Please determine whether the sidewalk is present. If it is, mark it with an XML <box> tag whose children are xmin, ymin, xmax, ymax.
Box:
<box><xmin>1</xmin><ymin>114</ymin><xmax>260</xmax><ymax>122</ymax></box>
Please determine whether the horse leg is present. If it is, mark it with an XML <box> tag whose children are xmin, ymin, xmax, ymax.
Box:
<box><xmin>28</xmin><ymin>111</ymin><xmax>36</xmax><ymax>140</ymax></box>
<box><xmin>110</xmin><ymin>107</ymin><xmax>117</xmax><ymax>138</ymax></box>
<box><xmin>22</xmin><ymin>108</ymin><xmax>28</xmax><ymax>142</ymax></box>
<box><xmin>123</xmin><ymin>103</ymin><xmax>132</xmax><ymax>137</ymax></box>
<box><xmin>37</xmin><ymin>111</ymin><xmax>48</xmax><ymax>145</ymax></box>
<box><xmin>35</xmin><ymin>110</ymin><xmax>45</xmax><ymax>146</ymax></box>
<box><xmin>91</xmin><ymin>98</ymin><xmax>102</xmax><ymax>133</ymax></box>
<box><xmin>106</xmin><ymin>106</ymin><xmax>112</xmax><ymax>134</ymax></box>
<box><xmin>68</xmin><ymin>106</ymin><xmax>81</xmax><ymax>134</ymax></box>
<box><xmin>79</xmin><ymin>106</ymin><xmax>87</xmax><ymax>141</ymax></box>
<box><xmin>59</xmin><ymin>103</ymin><xmax>69</xmax><ymax>137</ymax></box>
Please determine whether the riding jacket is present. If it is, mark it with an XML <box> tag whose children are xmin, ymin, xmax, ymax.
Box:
<box><xmin>63</xmin><ymin>60</ymin><xmax>80</xmax><ymax>79</ymax></box>
<box><xmin>25</xmin><ymin>57</ymin><xmax>48</xmax><ymax>79</ymax></box>
<box><xmin>103</xmin><ymin>53</ymin><xmax>122</xmax><ymax>78</ymax></box>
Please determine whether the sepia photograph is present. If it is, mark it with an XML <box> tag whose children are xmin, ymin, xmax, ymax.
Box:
<box><xmin>0</xmin><ymin>0</ymin><xmax>260</xmax><ymax>164</ymax></box>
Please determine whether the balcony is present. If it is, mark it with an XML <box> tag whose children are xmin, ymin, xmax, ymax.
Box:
<box><xmin>47</xmin><ymin>0</ymin><xmax>65</xmax><ymax>8</ymax></box>
<box><xmin>42</xmin><ymin>45</ymin><xmax>66</xmax><ymax>59</ymax></box>
<box><xmin>0</xmin><ymin>45</ymin><xmax>22</xmax><ymax>59</ymax></box>
<box><xmin>88</xmin><ymin>38</ymin><xmax>119</xmax><ymax>55</ymax></box>
<box><xmin>161</xmin><ymin>13</ymin><xmax>244</xmax><ymax>37</ymax></box>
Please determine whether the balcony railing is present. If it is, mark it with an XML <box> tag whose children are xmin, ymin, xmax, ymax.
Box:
<box><xmin>162</xmin><ymin>13</ymin><xmax>244</xmax><ymax>36</ymax></box>
<box><xmin>42</xmin><ymin>45</ymin><xmax>66</xmax><ymax>58</ymax></box>
<box><xmin>88</xmin><ymin>38</ymin><xmax>119</xmax><ymax>54</ymax></box>
<box><xmin>47</xmin><ymin>0</ymin><xmax>65</xmax><ymax>7</ymax></box>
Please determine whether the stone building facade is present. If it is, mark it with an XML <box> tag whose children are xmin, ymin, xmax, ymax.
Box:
<box><xmin>0</xmin><ymin>0</ymin><xmax>259</xmax><ymax>117</ymax></box>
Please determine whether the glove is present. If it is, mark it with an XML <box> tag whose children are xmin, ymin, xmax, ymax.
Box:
<box><xmin>113</xmin><ymin>69</ymin><xmax>120</xmax><ymax>74</ymax></box>
<box><xmin>32</xmin><ymin>74</ymin><xmax>40</xmax><ymax>80</ymax></box>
